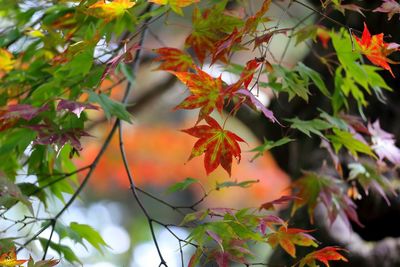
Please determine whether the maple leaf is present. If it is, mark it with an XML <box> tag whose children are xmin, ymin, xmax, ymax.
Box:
<box><xmin>0</xmin><ymin>104</ymin><xmax>48</xmax><ymax>121</ymax></box>
<box><xmin>57</xmin><ymin>99</ymin><xmax>99</xmax><ymax>118</ymax></box>
<box><xmin>100</xmin><ymin>44</ymin><xmax>139</xmax><ymax>82</ymax></box>
<box><xmin>335</xmin><ymin>4</ymin><xmax>365</xmax><ymax>16</ymax></box>
<box><xmin>172</xmin><ymin>67</ymin><xmax>227</xmax><ymax>122</ymax></box>
<box><xmin>267</xmin><ymin>226</ymin><xmax>318</xmax><ymax>258</ymax></box>
<box><xmin>258</xmin><ymin>215</ymin><xmax>287</xmax><ymax>235</ymax></box>
<box><xmin>0</xmin><ymin>48</ymin><xmax>15</xmax><ymax>73</ymax></box>
<box><xmin>259</xmin><ymin>195</ymin><xmax>300</xmax><ymax>211</ymax></box>
<box><xmin>348</xmin><ymin>162</ymin><xmax>396</xmax><ymax>205</ymax></box>
<box><xmin>182</xmin><ymin>116</ymin><xmax>245</xmax><ymax>175</ymax></box>
<box><xmin>0</xmin><ymin>104</ymin><xmax>48</xmax><ymax>131</ymax></box>
<box><xmin>354</xmin><ymin>23</ymin><xmax>399</xmax><ymax>77</ymax></box>
<box><xmin>0</xmin><ymin>247</ymin><xmax>28</xmax><ymax>267</ymax></box>
<box><xmin>254</xmin><ymin>28</ymin><xmax>290</xmax><ymax>49</ymax></box>
<box><xmin>211</xmin><ymin>28</ymin><xmax>243</xmax><ymax>64</ymax></box>
<box><xmin>316</xmin><ymin>26</ymin><xmax>331</xmax><ymax>49</ymax></box>
<box><xmin>28</xmin><ymin>257</ymin><xmax>60</xmax><ymax>267</ymax></box>
<box><xmin>226</xmin><ymin>59</ymin><xmax>261</xmax><ymax>93</ymax></box>
<box><xmin>30</xmin><ymin>124</ymin><xmax>90</xmax><ymax>152</ymax></box>
<box><xmin>236</xmin><ymin>89</ymin><xmax>277</xmax><ymax>123</ymax></box>
<box><xmin>241</xmin><ymin>59</ymin><xmax>261</xmax><ymax>89</ymax></box>
<box><xmin>153</xmin><ymin>47</ymin><xmax>194</xmax><ymax>72</ymax></box>
<box><xmin>292</xmin><ymin>172</ymin><xmax>363</xmax><ymax>227</ymax></box>
<box><xmin>374</xmin><ymin>0</ymin><xmax>400</xmax><ymax>20</ymax></box>
<box><xmin>243</xmin><ymin>0</ymin><xmax>272</xmax><ymax>34</ymax></box>
<box><xmin>368</xmin><ymin>120</ymin><xmax>400</xmax><ymax>165</ymax></box>
<box><xmin>298</xmin><ymin>246</ymin><xmax>348</xmax><ymax>267</ymax></box>
<box><xmin>148</xmin><ymin>0</ymin><xmax>199</xmax><ymax>15</ymax></box>
<box><xmin>88</xmin><ymin>0</ymin><xmax>135</xmax><ymax>21</ymax></box>
<box><xmin>185</xmin><ymin>4</ymin><xmax>243</xmax><ymax>64</ymax></box>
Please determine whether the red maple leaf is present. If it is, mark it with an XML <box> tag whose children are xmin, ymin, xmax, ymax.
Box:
<box><xmin>153</xmin><ymin>47</ymin><xmax>194</xmax><ymax>72</ymax></box>
<box><xmin>298</xmin><ymin>246</ymin><xmax>348</xmax><ymax>267</ymax></box>
<box><xmin>172</xmin><ymin>67</ymin><xmax>227</xmax><ymax>122</ymax></box>
<box><xmin>354</xmin><ymin>23</ymin><xmax>399</xmax><ymax>77</ymax></box>
<box><xmin>182</xmin><ymin>116</ymin><xmax>245</xmax><ymax>175</ymax></box>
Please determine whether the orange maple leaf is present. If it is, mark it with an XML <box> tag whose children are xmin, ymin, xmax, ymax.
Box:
<box><xmin>298</xmin><ymin>246</ymin><xmax>348</xmax><ymax>267</ymax></box>
<box><xmin>153</xmin><ymin>47</ymin><xmax>194</xmax><ymax>72</ymax></box>
<box><xmin>0</xmin><ymin>48</ymin><xmax>15</xmax><ymax>73</ymax></box>
<box><xmin>172</xmin><ymin>67</ymin><xmax>227</xmax><ymax>122</ymax></box>
<box><xmin>148</xmin><ymin>0</ymin><xmax>199</xmax><ymax>15</ymax></box>
<box><xmin>88</xmin><ymin>0</ymin><xmax>135</xmax><ymax>21</ymax></box>
<box><xmin>267</xmin><ymin>226</ymin><xmax>318</xmax><ymax>258</ymax></box>
<box><xmin>354</xmin><ymin>22</ymin><xmax>399</xmax><ymax>77</ymax></box>
<box><xmin>182</xmin><ymin>116</ymin><xmax>245</xmax><ymax>175</ymax></box>
<box><xmin>0</xmin><ymin>247</ymin><xmax>28</xmax><ymax>267</ymax></box>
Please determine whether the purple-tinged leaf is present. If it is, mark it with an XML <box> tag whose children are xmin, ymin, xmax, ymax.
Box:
<box><xmin>336</xmin><ymin>4</ymin><xmax>365</xmax><ymax>16</ymax></box>
<box><xmin>374</xmin><ymin>0</ymin><xmax>400</xmax><ymax>20</ymax></box>
<box><xmin>57</xmin><ymin>99</ymin><xmax>98</xmax><ymax>118</ymax></box>
<box><xmin>100</xmin><ymin>44</ymin><xmax>139</xmax><ymax>82</ymax></box>
<box><xmin>215</xmin><ymin>252</ymin><xmax>229</xmax><ymax>267</ymax></box>
<box><xmin>206</xmin><ymin>230</ymin><xmax>223</xmax><ymax>250</ymax></box>
<box><xmin>348</xmin><ymin>162</ymin><xmax>396</xmax><ymax>206</ymax></box>
<box><xmin>208</xmin><ymin>208</ymin><xmax>236</xmax><ymax>217</ymax></box>
<box><xmin>259</xmin><ymin>215</ymin><xmax>286</xmax><ymax>234</ymax></box>
<box><xmin>29</xmin><ymin>124</ymin><xmax>90</xmax><ymax>152</ymax></box>
<box><xmin>236</xmin><ymin>89</ymin><xmax>277</xmax><ymax>123</ymax></box>
<box><xmin>259</xmin><ymin>195</ymin><xmax>300</xmax><ymax>211</ymax></box>
<box><xmin>368</xmin><ymin>120</ymin><xmax>400</xmax><ymax>165</ymax></box>
<box><xmin>321</xmin><ymin>139</ymin><xmax>343</xmax><ymax>176</ymax></box>
<box><xmin>0</xmin><ymin>104</ymin><xmax>48</xmax><ymax>121</ymax></box>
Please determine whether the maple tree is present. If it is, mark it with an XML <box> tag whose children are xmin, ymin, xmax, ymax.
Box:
<box><xmin>0</xmin><ymin>0</ymin><xmax>399</xmax><ymax>266</ymax></box>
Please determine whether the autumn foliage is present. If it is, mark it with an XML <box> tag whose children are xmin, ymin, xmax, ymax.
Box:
<box><xmin>1</xmin><ymin>0</ymin><xmax>400</xmax><ymax>266</ymax></box>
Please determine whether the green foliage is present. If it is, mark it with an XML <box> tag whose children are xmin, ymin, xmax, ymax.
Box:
<box><xmin>166</xmin><ymin>177</ymin><xmax>199</xmax><ymax>194</ymax></box>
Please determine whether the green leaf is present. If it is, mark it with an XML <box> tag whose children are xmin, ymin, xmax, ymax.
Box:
<box><xmin>286</xmin><ymin>117</ymin><xmax>332</xmax><ymax>138</ymax></box>
<box><xmin>180</xmin><ymin>210</ymin><xmax>209</xmax><ymax>226</ymax></box>
<box><xmin>54</xmin><ymin>222</ymin><xmax>84</xmax><ymax>248</ymax></box>
<box><xmin>40</xmin><ymin>238</ymin><xmax>81</xmax><ymax>264</ymax></box>
<box><xmin>250</xmin><ymin>137</ymin><xmax>294</xmax><ymax>161</ymax></box>
<box><xmin>70</xmin><ymin>222</ymin><xmax>109</xmax><ymax>253</ymax></box>
<box><xmin>67</xmin><ymin>48</ymin><xmax>94</xmax><ymax>77</ymax></box>
<box><xmin>294</xmin><ymin>25</ymin><xmax>318</xmax><ymax>46</ymax></box>
<box><xmin>88</xmin><ymin>92</ymin><xmax>132</xmax><ymax>123</ymax></box>
<box><xmin>0</xmin><ymin>128</ymin><xmax>36</xmax><ymax>156</ymax></box>
<box><xmin>216</xmin><ymin>179</ymin><xmax>259</xmax><ymax>190</ymax></box>
<box><xmin>327</xmin><ymin>128</ymin><xmax>375</xmax><ymax>158</ymax></box>
<box><xmin>319</xmin><ymin>111</ymin><xmax>349</xmax><ymax>131</ymax></box>
<box><xmin>119</xmin><ymin>63</ymin><xmax>136</xmax><ymax>84</ymax></box>
<box><xmin>166</xmin><ymin>177</ymin><xmax>199</xmax><ymax>194</ymax></box>
<box><xmin>272</xmin><ymin>65</ymin><xmax>311</xmax><ymax>101</ymax></box>
<box><xmin>0</xmin><ymin>176</ymin><xmax>33</xmax><ymax>214</ymax></box>
<box><xmin>297</xmin><ymin>62</ymin><xmax>330</xmax><ymax>97</ymax></box>
<box><xmin>18</xmin><ymin>183</ymin><xmax>47</xmax><ymax>207</ymax></box>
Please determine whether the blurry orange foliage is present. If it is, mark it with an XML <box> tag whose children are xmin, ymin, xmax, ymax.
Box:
<box><xmin>77</xmin><ymin>123</ymin><xmax>290</xmax><ymax>206</ymax></box>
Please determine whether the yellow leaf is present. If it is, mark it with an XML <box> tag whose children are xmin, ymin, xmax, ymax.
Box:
<box><xmin>0</xmin><ymin>48</ymin><xmax>15</xmax><ymax>73</ymax></box>
<box><xmin>88</xmin><ymin>0</ymin><xmax>136</xmax><ymax>21</ymax></box>
<box><xmin>24</xmin><ymin>27</ymin><xmax>45</xmax><ymax>38</ymax></box>
<box><xmin>0</xmin><ymin>247</ymin><xmax>28</xmax><ymax>267</ymax></box>
<box><xmin>148</xmin><ymin>0</ymin><xmax>199</xmax><ymax>15</ymax></box>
